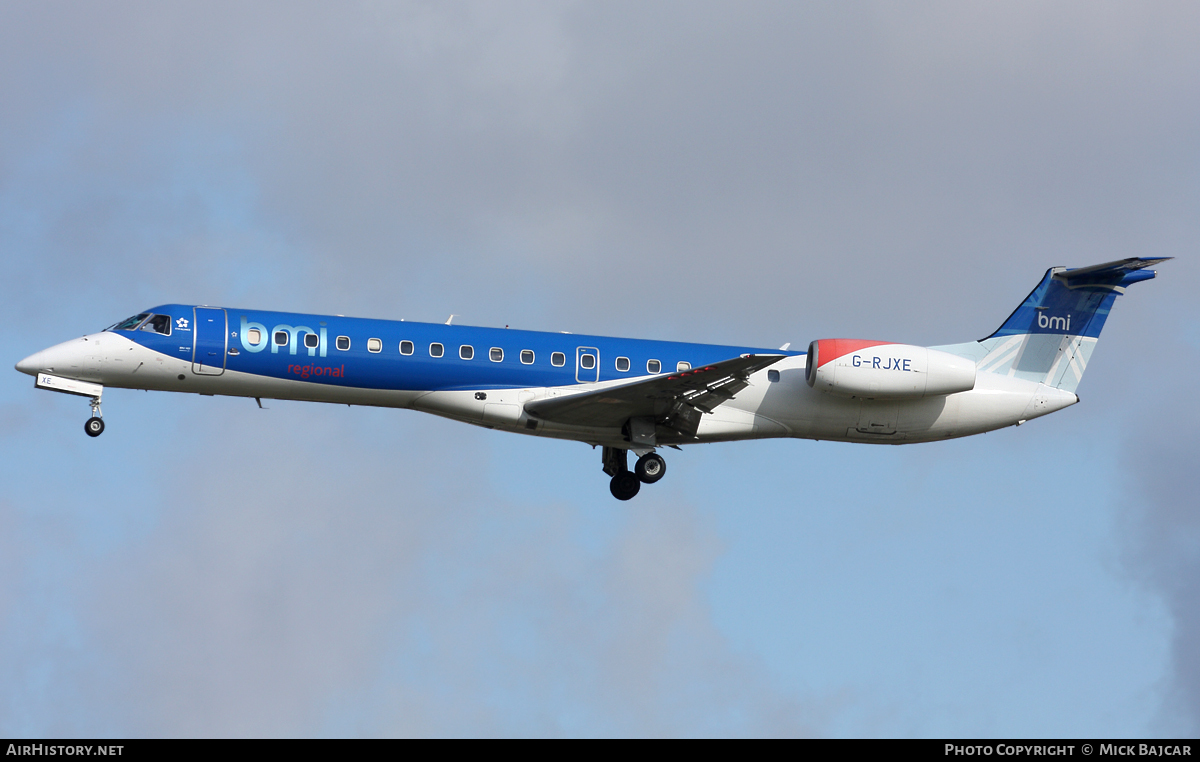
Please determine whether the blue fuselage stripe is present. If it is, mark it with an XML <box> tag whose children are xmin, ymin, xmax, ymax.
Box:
<box><xmin>128</xmin><ymin>305</ymin><xmax>796</xmax><ymax>391</ymax></box>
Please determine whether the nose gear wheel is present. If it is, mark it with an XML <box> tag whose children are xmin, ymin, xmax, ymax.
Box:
<box><xmin>84</xmin><ymin>395</ymin><xmax>104</xmax><ymax>437</ymax></box>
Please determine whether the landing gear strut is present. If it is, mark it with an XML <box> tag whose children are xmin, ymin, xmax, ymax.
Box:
<box><xmin>84</xmin><ymin>396</ymin><xmax>104</xmax><ymax>437</ymax></box>
<box><xmin>603</xmin><ymin>446</ymin><xmax>668</xmax><ymax>500</ymax></box>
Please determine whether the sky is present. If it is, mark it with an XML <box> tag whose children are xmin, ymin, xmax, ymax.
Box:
<box><xmin>1</xmin><ymin>1</ymin><xmax>1197</xmax><ymax>738</ymax></box>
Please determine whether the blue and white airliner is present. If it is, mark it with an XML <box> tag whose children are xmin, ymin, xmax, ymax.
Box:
<box><xmin>15</xmin><ymin>258</ymin><xmax>1167</xmax><ymax>499</ymax></box>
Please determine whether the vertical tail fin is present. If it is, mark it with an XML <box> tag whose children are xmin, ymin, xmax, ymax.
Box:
<box><xmin>965</xmin><ymin>258</ymin><xmax>1169</xmax><ymax>393</ymax></box>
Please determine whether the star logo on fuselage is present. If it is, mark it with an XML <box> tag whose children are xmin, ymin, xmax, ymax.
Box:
<box><xmin>176</xmin><ymin>318</ymin><xmax>189</xmax><ymax>329</ymax></box>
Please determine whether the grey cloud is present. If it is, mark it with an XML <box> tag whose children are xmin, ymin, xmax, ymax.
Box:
<box><xmin>6</xmin><ymin>3</ymin><xmax>1196</xmax><ymax>340</ymax></box>
<box><xmin>1119</xmin><ymin>345</ymin><xmax>1200</xmax><ymax>736</ymax></box>
<box><xmin>5</xmin><ymin>406</ymin><xmax>813</xmax><ymax>736</ymax></box>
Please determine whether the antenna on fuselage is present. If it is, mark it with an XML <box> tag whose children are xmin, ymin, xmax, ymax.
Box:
<box><xmin>446</xmin><ymin>314</ymin><xmax>457</xmax><ymax>325</ymax></box>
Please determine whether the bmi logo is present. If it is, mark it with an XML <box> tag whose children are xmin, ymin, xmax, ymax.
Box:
<box><xmin>1037</xmin><ymin>313</ymin><xmax>1071</xmax><ymax>331</ymax></box>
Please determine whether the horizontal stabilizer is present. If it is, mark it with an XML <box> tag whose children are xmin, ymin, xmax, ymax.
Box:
<box><xmin>1055</xmin><ymin>257</ymin><xmax>1172</xmax><ymax>285</ymax></box>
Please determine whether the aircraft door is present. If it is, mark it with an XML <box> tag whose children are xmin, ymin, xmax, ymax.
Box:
<box><xmin>576</xmin><ymin>346</ymin><xmax>600</xmax><ymax>383</ymax></box>
<box><xmin>192</xmin><ymin>307</ymin><xmax>227</xmax><ymax>376</ymax></box>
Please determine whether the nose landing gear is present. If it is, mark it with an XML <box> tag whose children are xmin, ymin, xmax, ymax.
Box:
<box><xmin>603</xmin><ymin>447</ymin><xmax>668</xmax><ymax>500</ymax></box>
<box><xmin>84</xmin><ymin>396</ymin><xmax>105</xmax><ymax>437</ymax></box>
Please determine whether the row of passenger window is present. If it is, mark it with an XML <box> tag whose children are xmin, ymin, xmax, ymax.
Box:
<box><xmin>409</xmin><ymin>341</ymin><xmax>678</xmax><ymax>374</ymax></box>
<box><xmin>258</xmin><ymin>328</ymin><xmax>683</xmax><ymax>373</ymax></box>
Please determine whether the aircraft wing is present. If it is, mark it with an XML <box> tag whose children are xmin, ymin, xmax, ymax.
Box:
<box><xmin>524</xmin><ymin>353</ymin><xmax>786</xmax><ymax>434</ymax></box>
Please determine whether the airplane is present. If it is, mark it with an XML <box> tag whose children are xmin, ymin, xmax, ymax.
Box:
<box><xmin>15</xmin><ymin>257</ymin><xmax>1168</xmax><ymax>500</ymax></box>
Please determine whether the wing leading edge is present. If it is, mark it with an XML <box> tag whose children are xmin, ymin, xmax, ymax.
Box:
<box><xmin>524</xmin><ymin>353</ymin><xmax>786</xmax><ymax>437</ymax></box>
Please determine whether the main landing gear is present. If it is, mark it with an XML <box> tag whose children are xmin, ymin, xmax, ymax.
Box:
<box><xmin>603</xmin><ymin>447</ymin><xmax>668</xmax><ymax>501</ymax></box>
<box><xmin>84</xmin><ymin>396</ymin><xmax>105</xmax><ymax>437</ymax></box>
<box><xmin>635</xmin><ymin>452</ymin><xmax>666</xmax><ymax>483</ymax></box>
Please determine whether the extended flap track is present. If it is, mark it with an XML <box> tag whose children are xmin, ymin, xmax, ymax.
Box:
<box><xmin>655</xmin><ymin>365</ymin><xmax>756</xmax><ymax>437</ymax></box>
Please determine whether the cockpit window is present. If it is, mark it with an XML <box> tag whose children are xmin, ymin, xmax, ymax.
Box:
<box><xmin>110</xmin><ymin>313</ymin><xmax>150</xmax><ymax>331</ymax></box>
<box><xmin>138</xmin><ymin>314</ymin><xmax>172</xmax><ymax>336</ymax></box>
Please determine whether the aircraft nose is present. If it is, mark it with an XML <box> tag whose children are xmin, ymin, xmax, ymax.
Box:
<box><xmin>15</xmin><ymin>349</ymin><xmax>46</xmax><ymax>376</ymax></box>
<box><xmin>15</xmin><ymin>338</ymin><xmax>91</xmax><ymax>378</ymax></box>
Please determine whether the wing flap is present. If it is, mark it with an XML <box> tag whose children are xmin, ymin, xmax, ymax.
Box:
<box><xmin>524</xmin><ymin>353</ymin><xmax>785</xmax><ymax>429</ymax></box>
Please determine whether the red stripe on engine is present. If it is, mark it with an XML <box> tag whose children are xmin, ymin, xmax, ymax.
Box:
<box><xmin>816</xmin><ymin>339</ymin><xmax>893</xmax><ymax>368</ymax></box>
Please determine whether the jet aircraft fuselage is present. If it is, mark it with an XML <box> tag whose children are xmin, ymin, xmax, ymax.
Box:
<box><xmin>15</xmin><ymin>258</ymin><xmax>1168</xmax><ymax>499</ymax></box>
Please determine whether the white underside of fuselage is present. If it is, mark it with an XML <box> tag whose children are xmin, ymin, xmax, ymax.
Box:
<box><xmin>22</xmin><ymin>333</ymin><xmax>1077</xmax><ymax>449</ymax></box>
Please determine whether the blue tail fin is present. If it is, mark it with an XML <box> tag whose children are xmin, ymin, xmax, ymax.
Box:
<box><xmin>939</xmin><ymin>258</ymin><xmax>1169</xmax><ymax>393</ymax></box>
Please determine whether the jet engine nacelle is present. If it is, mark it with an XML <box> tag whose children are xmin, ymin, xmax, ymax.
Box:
<box><xmin>805</xmin><ymin>339</ymin><xmax>976</xmax><ymax>399</ymax></box>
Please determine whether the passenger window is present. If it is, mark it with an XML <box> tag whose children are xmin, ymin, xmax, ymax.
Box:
<box><xmin>367</xmin><ymin>338</ymin><xmax>382</xmax><ymax>353</ymax></box>
<box><xmin>551</xmin><ymin>352</ymin><xmax>566</xmax><ymax>367</ymax></box>
<box><xmin>580</xmin><ymin>354</ymin><xmax>596</xmax><ymax>370</ymax></box>
<box><xmin>490</xmin><ymin>347</ymin><xmax>503</xmax><ymax>362</ymax></box>
<box><xmin>336</xmin><ymin>336</ymin><xmax>351</xmax><ymax>351</ymax></box>
<box><xmin>304</xmin><ymin>333</ymin><xmax>319</xmax><ymax>349</ymax></box>
<box><xmin>430</xmin><ymin>343</ymin><xmax>444</xmax><ymax>358</ymax></box>
<box><xmin>677</xmin><ymin>361</ymin><xmax>691</xmax><ymax>372</ymax></box>
<box><xmin>248</xmin><ymin>328</ymin><xmax>262</xmax><ymax>345</ymax></box>
<box><xmin>400</xmin><ymin>340</ymin><xmax>414</xmax><ymax>356</ymax></box>
<box><xmin>647</xmin><ymin>359</ymin><xmax>661</xmax><ymax>374</ymax></box>
<box><xmin>615</xmin><ymin>357</ymin><xmax>630</xmax><ymax>372</ymax></box>
<box><xmin>138</xmin><ymin>315</ymin><xmax>172</xmax><ymax>335</ymax></box>
<box><xmin>274</xmin><ymin>331</ymin><xmax>289</xmax><ymax>346</ymax></box>
<box><xmin>768</xmin><ymin>369</ymin><xmax>780</xmax><ymax>383</ymax></box>
<box><xmin>520</xmin><ymin>350</ymin><xmax>534</xmax><ymax>364</ymax></box>
<box><xmin>460</xmin><ymin>345</ymin><xmax>474</xmax><ymax>360</ymax></box>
